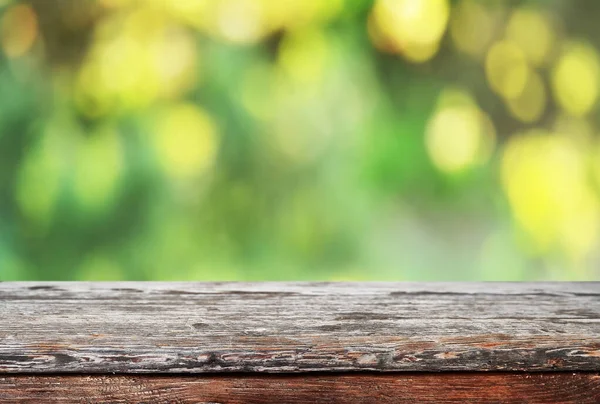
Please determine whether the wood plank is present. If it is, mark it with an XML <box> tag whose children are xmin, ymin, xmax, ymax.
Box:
<box><xmin>1</xmin><ymin>282</ymin><xmax>599</xmax><ymax>373</ymax></box>
<box><xmin>1</xmin><ymin>373</ymin><xmax>600</xmax><ymax>403</ymax></box>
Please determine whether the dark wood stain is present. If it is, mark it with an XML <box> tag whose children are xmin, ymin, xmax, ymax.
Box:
<box><xmin>1</xmin><ymin>373</ymin><xmax>599</xmax><ymax>403</ymax></box>
<box><xmin>26</xmin><ymin>285</ymin><xmax>63</xmax><ymax>291</ymax></box>
<box><xmin>110</xmin><ymin>288</ymin><xmax>143</xmax><ymax>293</ymax></box>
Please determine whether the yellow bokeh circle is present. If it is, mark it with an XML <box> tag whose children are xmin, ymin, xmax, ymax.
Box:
<box><xmin>506</xmin><ymin>71</ymin><xmax>546</xmax><ymax>123</ymax></box>
<box><xmin>551</xmin><ymin>41</ymin><xmax>600</xmax><ymax>117</ymax></box>
<box><xmin>505</xmin><ymin>8</ymin><xmax>554</xmax><ymax>67</ymax></box>
<box><xmin>501</xmin><ymin>131</ymin><xmax>599</xmax><ymax>261</ymax></box>
<box><xmin>370</xmin><ymin>0</ymin><xmax>449</xmax><ymax>63</ymax></box>
<box><xmin>425</xmin><ymin>89</ymin><xmax>495</xmax><ymax>174</ymax></box>
<box><xmin>450</xmin><ymin>0</ymin><xmax>495</xmax><ymax>59</ymax></box>
<box><xmin>152</xmin><ymin>104</ymin><xmax>219</xmax><ymax>181</ymax></box>
<box><xmin>485</xmin><ymin>40</ymin><xmax>529</xmax><ymax>100</ymax></box>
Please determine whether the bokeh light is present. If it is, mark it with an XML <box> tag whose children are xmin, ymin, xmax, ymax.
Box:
<box><xmin>485</xmin><ymin>40</ymin><xmax>529</xmax><ymax>100</ymax></box>
<box><xmin>425</xmin><ymin>88</ymin><xmax>495</xmax><ymax>174</ymax></box>
<box><xmin>450</xmin><ymin>0</ymin><xmax>496</xmax><ymax>59</ymax></box>
<box><xmin>505</xmin><ymin>7</ymin><xmax>554</xmax><ymax>67</ymax></box>
<box><xmin>152</xmin><ymin>103</ymin><xmax>219</xmax><ymax>181</ymax></box>
<box><xmin>369</xmin><ymin>0</ymin><xmax>449</xmax><ymax>63</ymax></box>
<box><xmin>72</xmin><ymin>126</ymin><xmax>124</xmax><ymax>216</ymax></box>
<box><xmin>551</xmin><ymin>41</ymin><xmax>600</xmax><ymax>117</ymax></box>
<box><xmin>16</xmin><ymin>128</ymin><xmax>64</xmax><ymax>228</ymax></box>
<box><xmin>501</xmin><ymin>130</ymin><xmax>599</xmax><ymax>264</ymax></box>
<box><xmin>212</xmin><ymin>0</ymin><xmax>268</xmax><ymax>45</ymax></box>
<box><xmin>505</xmin><ymin>70</ymin><xmax>546</xmax><ymax>123</ymax></box>
<box><xmin>279</xmin><ymin>28</ymin><xmax>330</xmax><ymax>86</ymax></box>
<box><xmin>1</xmin><ymin>4</ymin><xmax>37</xmax><ymax>58</ymax></box>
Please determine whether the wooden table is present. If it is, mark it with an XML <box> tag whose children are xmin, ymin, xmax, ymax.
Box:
<box><xmin>1</xmin><ymin>282</ymin><xmax>599</xmax><ymax>403</ymax></box>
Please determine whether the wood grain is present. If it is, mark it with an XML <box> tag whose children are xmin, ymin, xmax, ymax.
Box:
<box><xmin>1</xmin><ymin>373</ymin><xmax>600</xmax><ymax>403</ymax></box>
<box><xmin>1</xmin><ymin>282</ymin><xmax>599</xmax><ymax>373</ymax></box>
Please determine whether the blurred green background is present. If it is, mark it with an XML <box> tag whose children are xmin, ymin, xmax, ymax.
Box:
<box><xmin>1</xmin><ymin>0</ymin><xmax>599</xmax><ymax>281</ymax></box>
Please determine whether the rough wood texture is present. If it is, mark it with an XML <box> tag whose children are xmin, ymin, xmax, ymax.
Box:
<box><xmin>1</xmin><ymin>373</ymin><xmax>600</xmax><ymax>403</ymax></box>
<box><xmin>1</xmin><ymin>282</ymin><xmax>599</xmax><ymax>373</ymax></box>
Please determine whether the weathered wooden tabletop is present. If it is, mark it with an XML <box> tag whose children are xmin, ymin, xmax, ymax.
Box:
<box><xmin>1</xmin><ymin>282</ymin><xmax>599</xmax><ymax>403</ymax></box>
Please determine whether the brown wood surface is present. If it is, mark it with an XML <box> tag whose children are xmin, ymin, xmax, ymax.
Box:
<box><xmin>1</xmin><ymin>373</ymin><xmax>599</xmax><ymax>403</ymax></box>
<box><xmin>1</xmin><ymin>282</ymin><xmax>599</xmax><ymax>373</ymax></box>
